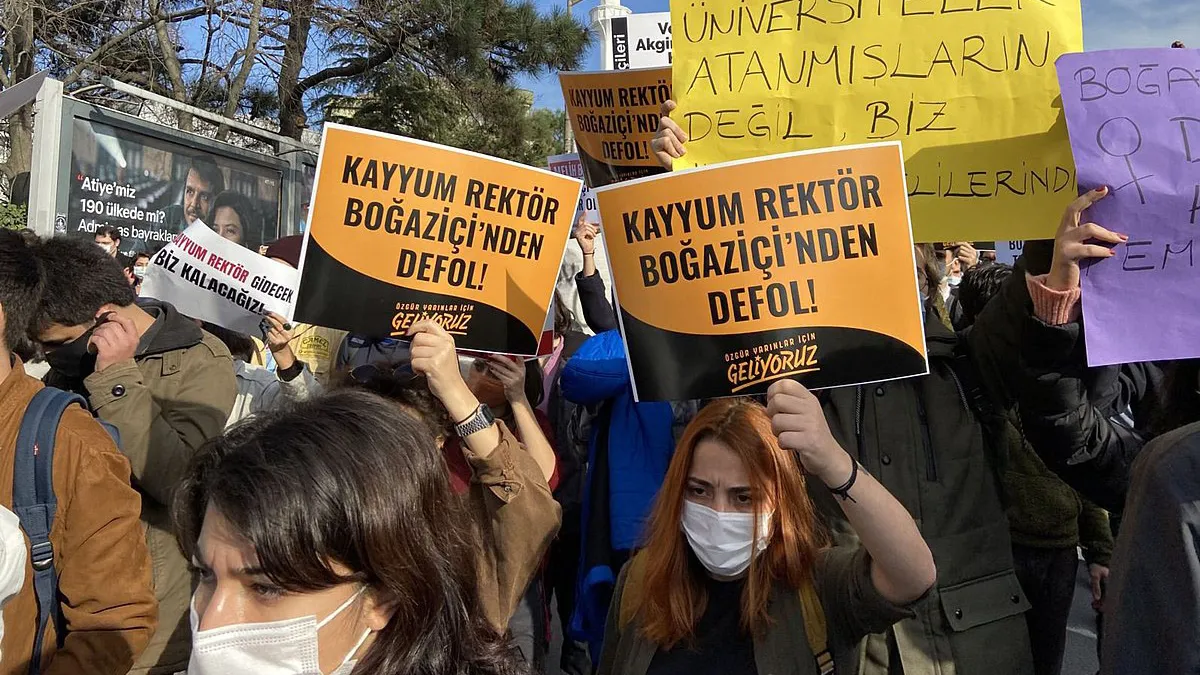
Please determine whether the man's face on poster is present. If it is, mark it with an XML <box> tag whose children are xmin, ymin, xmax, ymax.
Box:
<box><xmin>184</xmin><ymin>169</ymin><xmax>216</xmax><ymax>226</ymax></box>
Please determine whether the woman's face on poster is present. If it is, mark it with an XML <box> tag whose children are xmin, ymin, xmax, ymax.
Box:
<box><xmin>212</xmin><ymin>206</ymin><xmax>245</xmax><ymax>245</ymax></box>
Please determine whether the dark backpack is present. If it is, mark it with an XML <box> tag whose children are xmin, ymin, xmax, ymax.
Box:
<box><xmin>14</xmin><ymin>387</ymin><xmax>120</xmax><ymax>675</ymax></box>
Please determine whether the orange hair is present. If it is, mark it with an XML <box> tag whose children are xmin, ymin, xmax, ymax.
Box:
<box><xmin>637</xmin><ymin>398</ymin><xmax>828</xmax><ymax>648</ymax></box>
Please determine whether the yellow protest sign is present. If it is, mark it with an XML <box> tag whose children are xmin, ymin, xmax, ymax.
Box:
<box><xmin>294</xmin><ymin>125</ymin><xmax>581</xmax><ymax>356</ymax></box>
<box><xmin>596</xmin><ymin>142</ymin><xmax>927</xmax><ymax>401</ymax></box>
<box><xmin>670</xmin><ymin>0</ymin><xmax>1083</xmax><ymax>242</ymax></box>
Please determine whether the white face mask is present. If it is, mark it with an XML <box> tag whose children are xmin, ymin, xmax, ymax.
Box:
<box><xmin>681</xmin><ymin>501</ymin><xmax>772</xmax><ymax>578</ymax></box>
<box><xmin>133</xmin><ymin>265</ymin><xmax>147</xmax><ymax>280</ymax></box>
<box><xmin>187</xmin><ymin>586</ymin><xmax>371</xmax><ymax>675</ymax></box>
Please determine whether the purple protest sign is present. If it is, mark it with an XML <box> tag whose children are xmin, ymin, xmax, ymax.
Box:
<box><xmin>1057</xmin><ymin>49</ymin><xmax>1200</xmax><ymax>366</ymax></box>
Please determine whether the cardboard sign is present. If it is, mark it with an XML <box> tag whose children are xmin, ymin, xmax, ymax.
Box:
<box><xmin>608</xmin><ymin>13</ymin><xmax>673</xmax><ymax>70</ymax></box>
<box><xmin>294</xmin><ymin>125</ymin><xmax>582</xmax><ymax>356</ymax></box>
<box><xmin>1058</xmin><ymin>49</ymin><xmax>1200</xmax><ymax>366</ymax></box>
<box><xmin>548</xmin><ymin>153</ymin><xmax>600</xmax><ymax>221</ymax></box>
<box><xmin>141</xmin><ymin>221</ymin><xmax>298</xmax><ymax>335</ymax></box>
<box><xmin>670</xmin><ymin>0</ymin><xmax>1083</xmax><ymax>243</ymax></box>
<box><xmin>561</xmin><ymin>67</ymin><xmax>672</xmax><ymax>188</ymax></box>
<box><xmin>596</xmin><ymin>142</ymin><xmax>928</xmax><ymax>401</ymax></box>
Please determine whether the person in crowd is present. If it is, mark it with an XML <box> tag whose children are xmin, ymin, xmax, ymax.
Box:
<box><xmin>939</xmin><ymin>241</ymin><xmax>979</xmax><ymax>330</ymax></box>
<box><xmin>17</xmin><ymin>228</ymin><xmax>39</xmax><ymax>247</ymax></box>
<box><xmin>460</xmin><ymin>352</ymin><xmax>557</xmax><ymax>671</ymax></box>
<box><xmin>336</xmin><ymin>335</ymin><xmax>410</xmax><ymax>371</ymax></box>
<box><xmin>201</xmin><ymin>313</ymin><xmax>320</xmax><ymax>427</ymax></box>
<box><xmin>0</xmin><ymin>506</ymin><xmax>27</xmax><ymax>658</ymax></box>
<box><xmin>0</xmin><ymin>230</ymin><xmax>157</xmax><ymax>673</ymax></box>
<box><xmin>599</xmin><ymin>392</ymin><xmax>936</xmax><ymax>674</ymax></box>
<box><xmin>654</xmin><ymin>102</ymin><xmax>1037</xmax><ymax>675</ymax></box>
<box><xmin>31</xmin><ymin>237</ymin><xmax>236</xmax><ymax>674</ymax></box>
<box><xmin>542</xmin><ymin>292</ymin><xmax>595</xmax><ymax>675</ymax></box>
<box><xmin>252</xmin><ymin>236</ymin><xmax>348</xmax><ymax>385</ymax></box>
<box><xmin>556</xmin><ymin>212</ymin><xmax>612</xmax><ymax>336</ymax></box>
<box><xmin>462</xmin><ymin>354</ymin><xmax>556</xmax><ymax>483</ymax></box>
<box><xmin>1016</xmin><ymin>188</ymin><xmax>1146</xmax><ymax>512</ymax></box>
<box><xmin>560</xmin><ymin>264</ymin><xmax>701</xmax><ymax>665</ymax></box>
<box><xmin>175</xmin><ymin>155</ymin><xmax>225</xmax><ymax>233</ymax></box>
<box><xmin>208</xmin><ymin>190</ymin><xmax>262</xmax><ymax>251</ymax></box>
<box><xmin>958</xmin><ymin>261</ymin><xmax>1114</xmax><ymax>675</ymax></box>
<box><xmin>124</xmin><ymin>252</ymin><xmax>151</xmax><ymax>295</ymax></box>
<box><xmin>173</xmin><ymin>389</ymin><xmax>520</xmax><ymax>675</ymax></box>
<box><xmin>1015</xmin><ymin>187</ymin><xmax>1200</xmax><ymax>674</ymax></box>
<box><xmin>94</xmin><ymin>226</ymin><xmax>121</xmax><ymax>257</ymax></box>
<box><xmin>341</xmin><ymin>321</ymin><xmax>561</xmax><ymax>670</ymax></box>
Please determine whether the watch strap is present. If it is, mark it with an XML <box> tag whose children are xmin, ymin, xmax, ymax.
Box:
<box><xmin>455</xmin><ymin>404</ymin><xmax>495</xmax><ymax>438</ymax></box>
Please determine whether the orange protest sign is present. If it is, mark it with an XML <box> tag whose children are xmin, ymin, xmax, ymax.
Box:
<box><xmin>595</xmin><ymin>142</ymin><xmax>928</xmax><ymax>401</ymax></box>
<box><xmin>560</xmin><ymin>67</ymin><xmax>672</xmax><ymax>188</ymax></box>
<box><xmin>294</xmin><ymin>124</ymin><xmax>582</xmax><ymax>355</ymax></box>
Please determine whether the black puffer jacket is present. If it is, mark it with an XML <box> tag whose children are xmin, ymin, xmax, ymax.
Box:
<box><xmin>1017</xmin><ymin>294</ymin><xmax>1161</xmax><ymax>512</ymax></box>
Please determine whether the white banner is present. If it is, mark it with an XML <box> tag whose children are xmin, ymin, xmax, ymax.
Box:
<box><xmin>608</xmin><ymin>12</ymin><xmax>671</xmax><ymax>70</ymax></box>
<box><xmin>141</xmin><ymin>222</ymin><xmax>299</xmax><ymax>335</ymax></box>
<box><xmin>995</xmin><ymin>240</ymin><xmax>1024</xmax><ymax>266</ymax></box>
<box><xmin>547</xmin><ymin>153</ymin><xmax>599</xmax><ymax>221</ymax></box>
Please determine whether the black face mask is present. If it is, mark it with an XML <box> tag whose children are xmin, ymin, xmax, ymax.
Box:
<box><xmin>44</xmin><ymin>326</ymin><xmax>98</xmax><ymax>381</ymax></box>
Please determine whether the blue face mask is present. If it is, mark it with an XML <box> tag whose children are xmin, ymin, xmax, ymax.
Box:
<box><xmin>920</xmin><ymin>295</ymin><xmax>928</xmax><ymax>322</ymax></box>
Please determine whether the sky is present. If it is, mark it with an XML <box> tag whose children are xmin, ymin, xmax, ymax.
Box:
<box><xmin>516</xmin><ymin>0</ymin><xmax>1200</xmax><ymax>110</ymax></box>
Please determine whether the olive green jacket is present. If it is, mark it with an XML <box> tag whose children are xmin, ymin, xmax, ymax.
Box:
<box><xmin>812</xmin><ymin>317</ymin><xmax>1034</xmax><ymax>675</ymax></box>
<box><xmin>51</xmin><ymin>301</ymin><xmax>236</xmax><ymax>674</ymax></box>
<box><xmin>599</xmin><ymin>547</ymin><xmax>912</xmax><ymax>675</ymax></box>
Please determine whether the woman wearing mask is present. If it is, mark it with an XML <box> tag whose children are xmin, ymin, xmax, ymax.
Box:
<box><xmin>174</xmin><ymin>389</ymin><xmax>518</xmax><ymax>675</ymax></box>
<box><xmin>654</xmin><ymin>103</ymin><xmax>1037</xmax><ymax>675</ymax></box>
<box><xmin>599</xmin><ymin>386</ymin><xmax>936</xmax><ymax>675</ymax></box>
<box><xmin>462</xmin><ymin>354</ymin><xmax>557</xmax><ymax>485</ymax></box>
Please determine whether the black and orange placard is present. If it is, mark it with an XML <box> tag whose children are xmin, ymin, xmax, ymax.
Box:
<box><xmin>595</xmin><ymin>141</ymin><xmax>928</xmax><ymax>402</ymax></box>
<box><xmin>560</xmin><ymin>67</ymin><xmax>671</xmax><ymax>188</ymax></box>
<box><xmin>294</xmin><ymin>124</ymin><xmax>582</xmax><ymax>355</ymax></box>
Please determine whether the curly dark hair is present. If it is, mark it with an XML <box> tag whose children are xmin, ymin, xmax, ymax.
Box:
<box><xmin>957</xmin><ymin>262</ymin><xmax>1014</xmax><ymax>327</ymax></box>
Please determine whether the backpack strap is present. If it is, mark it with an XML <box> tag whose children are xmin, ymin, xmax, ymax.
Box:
<box><xmin>799</xmin><ymin>581</ymin><xmax>833</xmax><ymax>675</ymax></box>
<box><xmin>620</xmin><ymin>553</ymin><xmax>832</xmax><ymax>673</ymax></box>
<box><xmin>14</xmin><ymin>387</ymin><xmax>81</xmax><ymax>674</ymax></box>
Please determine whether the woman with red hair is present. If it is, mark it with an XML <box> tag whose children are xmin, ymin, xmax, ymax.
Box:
<box><xmin>598</xmin><ymin>381</ymin><xmax>936</xmax><ymax>675</ymax></box>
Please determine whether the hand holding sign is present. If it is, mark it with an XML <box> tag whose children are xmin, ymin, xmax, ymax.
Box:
<box><xmin>767</xmin><ymin>379</ymin><xmax>852</xmax><ymax>487</ymax></box>
<box><xmin>651</xmin><ymin>100</ymin><xmax>687</xmax><ymax>170</ymax></box>
<box><xmin>408</xmin><ymin>320</ymin><xmax>477</xmax><ymax>423</ymax></box>
<box><xmin>1046</xmin><ymin>187</ymin><xmax>1126</xmax><ymax>292</ymax></box>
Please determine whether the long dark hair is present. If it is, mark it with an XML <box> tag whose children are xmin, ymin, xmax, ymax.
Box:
<box><xmin>173</xmin><ymin>390</ymin><xmax>517</xmax><ymax>675</ymax></box>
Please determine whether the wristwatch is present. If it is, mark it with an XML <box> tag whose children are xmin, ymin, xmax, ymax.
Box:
<box><xmin>455</xmin><ymin>404</ymin><xmax>496</xmax><ymax>438</ymax></box>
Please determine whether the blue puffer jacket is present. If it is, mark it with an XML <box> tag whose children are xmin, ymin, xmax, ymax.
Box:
<box><xmin>560</xmin><ymin>329</ymin><xmax>676</xmax><ymax>659</ymax></box>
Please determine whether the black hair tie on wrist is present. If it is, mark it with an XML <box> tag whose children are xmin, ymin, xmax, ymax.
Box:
<box><xmin>827</xmin><ymin>461</ymin><xmax>860</xmax><ymax>504</ymax></box>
